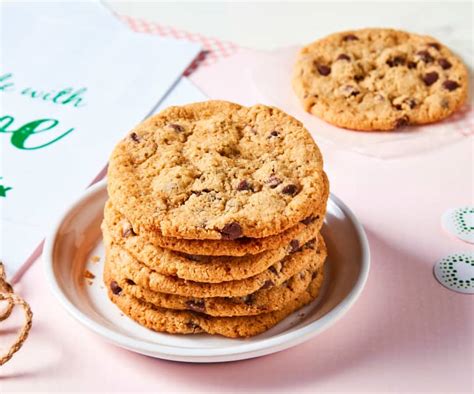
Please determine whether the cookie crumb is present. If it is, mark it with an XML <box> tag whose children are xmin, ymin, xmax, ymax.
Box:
<box><xmin>84</xmin><ymin>270</ymin><xmax>95</xmax><ymax>280</ymax></box>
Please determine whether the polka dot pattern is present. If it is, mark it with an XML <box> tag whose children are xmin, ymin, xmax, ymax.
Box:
<box><xmin>434</xmin><ymin>252</ymin><xmax>474</xmax><ymax>294</ymax></box>
<box><xmin>441</xmin><ymin>206</ymin><xmax>474</xmax><ymax>244</ymax></box>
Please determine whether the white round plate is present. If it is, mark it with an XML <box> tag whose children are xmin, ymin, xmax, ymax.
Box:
<box><xmin>44</xmin><ymin>180</ymin><xmax>370</xmax><ymax>363</ymax></box>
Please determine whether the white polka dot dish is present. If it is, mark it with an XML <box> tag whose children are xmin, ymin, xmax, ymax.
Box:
<box><xmin>441</xmin><ymin>206</ymin><xmax>474</xmax><ymax>244</ymax></box>
<box><xmin>434</xmin><ymin>252</ymin><xmax>474</xmax><ymax>294</ymax></box>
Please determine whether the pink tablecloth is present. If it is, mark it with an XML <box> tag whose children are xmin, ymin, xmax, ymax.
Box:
<box><xmin>2</xmin><ymin>49</ymin><xmax>473</xmax><ymax>392</ymax></box>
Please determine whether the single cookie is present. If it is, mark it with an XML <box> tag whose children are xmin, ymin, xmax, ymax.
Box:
<box><xmin>103</xmin><ymin>202</ymin><xmax>321</xmax><ymax>283</ymax></box>
<box><xmin>107</xmin><ymin>101</ymin><xmax>326</xmax><ymax>239</ymax></box>
<box><xmin>104</xmin><ymin>237</ymin><xmax>327</xmax><ymax>317</ymax></box>
<box><xmin>293</xmin><ymin>28</ymin><xmax>468</xmax><ymax>131</ymax></box>
<box><xmin>104</xmin><ymin>234</ymin><xmax>324</xmax><ymax>298</ymax></box>
<box><xmin>106</xmin><ymin>266</ymin><xmax>324</xmax><ymax>338</ymax></box>
<box><xmin>102</xmin><ymin>172</ymin><xmax>328</xmax><ymax>257</ymax></box>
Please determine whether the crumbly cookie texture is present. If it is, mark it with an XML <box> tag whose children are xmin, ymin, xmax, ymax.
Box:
<box><xmin>106</xmin><ymin>265</ymin><xmax>324</xmax><ymax>338</ymax></box>
<box><xmin>103</xmin><ymin>171</ymin><xmax>327</xmax><ymax>257</ymax></box>
<box><xmin>107</xmin><ymin>101</ymin><xmax>326</xmax><ymax>239</ymax></box>
<box><xmin>104</xmin><ymin>233</ymin><xmax>323</xmax><ymax>298</ymax></box>
<box><xmin>293</xmin><ymin>28</ymin><xmax>468</xmax><ymax>131</ymax></box>
<box><xmin>104</xmin><ymin>238</ymin><xmax>326</xmax><ymax>317</ymax></box>
<box><xmin>102</xmin><ymin>202</ymin><xmax>321</xmax><ymax>283</ymax></box>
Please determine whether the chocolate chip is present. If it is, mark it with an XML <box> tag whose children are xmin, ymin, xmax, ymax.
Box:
<box><xmin>354</xmin><ymin>75</ymin><xmax>364</xmax><ymax>82</ymax></box>
<box><xmin>122</xmin><ymin>223</ymin><xmax>137</xmax><ymax>238</ymax></box>
<box><xmin>168</xmin><ymin>123</ymin><xmax>184</xmax><ymax>132</ymax></box>
<box><xmin>395</xmin><ymin>98</ymin><xmax>417</xmax><ymax>110</ymax></box>
<box><xmin>343</xmin><ymin>34</ymin><xmax>358</xmax><ymax>41</ymax></box>
<box><xmin>442</xmin><ymin>80</ymin><xmax>460</xmax><ymax>91</ymax></box>
<box><xmin>422</xmin><ymin>72</ymin><xmax>439</xmax><ymax>86</ymax></box>
<box><xmin>316</xmin><ymin>64</ymin><xmax>331</xmax><ymax>76</ymax></box>
<box><xmin>282</xmin><ymin>184</ymin><xmax>299</xmax><ymax>196</ymax></box>
<box><xmin>301</xmin><ymin>215</ymin><xmax>317</xmax><ymax>225</ymax></box>
<box><xmin>428</xmin><ymin>42</ymin><xmax>441</xmax><ymax>50</ymax></box>
<box><xmin>337</xmin><ymin>54</ymin><xmax>350</xmax><ymax>61</ymax></box>
<box><xmin>261</xmin><ymin>280</ymin><xmax>274</xmax><ymax>290</ymax></box>
<box><xmin>269</xmin><ymin>266</ymin><xmax>278</xmax><ymax>275</ymax></box>
<box><xmin>269</xmin><ymin>130</ymin><xmax>279</xmax><ymax>137</ymax></box>
<box><xmin>304</xmin><ymin>239</ymin><xmax>316</xmax><ymax>249</ymax></box>
<box><xmin>130</xmin><ymin>132</ymin><xmax>140</xmax><ymax>142</ymax></box>
<box><xmin>342</xmin><ymin>85</ymin><xmax>360</xmax><ymax>97</ymax></box>
<box><xmin>438</xmin><ymin>58</ymin><xmax>452</xmax><ymax>69</ymax></box>
<box><xmin>186</xmin><ymin>321</ymin><xmax>201</xmax><ymax>331</ymax></box>
<box><xmin>386</xmin><ymin>56</ymin><xmax>405</xmax><ymax>67</ymax></box>
<box><xmin>395</xmin><ymin>116</ymin><xmax>409</xmax><ymax>128</ymax></box>
<box><xmin>236</xmin><ymin>236</ymin><xmax>251</xmax><ymax>244</ymax></box>
<box><xmin>236</xmin><ymin>180</ymin><xmax>251</xmax><ymax>191</ymax></box>
<box><xmin>185</xmin><ymin>299</ymin><xmax>206</xmax><ymax>313</ymax></box>
<box><xmin>243</xmin><ymin>294</ymin><xmax>255</xmax><ymax>305</ymax></box>
<box><xmin>406</xmin><ymin>98</ymin><xmax>417</xmax><ymax>109</ymax></box>
<box><xmin>110</xmin><ymin>281</ymin><xmax>122</xmax><ymax>295</ymax></box>
<box><xmin>220</xmin><ymin>222</ymin><xmax>243</xmax><ymax>240</ymax></box>
<box><xmin>267</xmin><ymin>175</ymin><xmax>282</xmax><ymax>189</ymax></box>
<box><xmin>289</xmin><ymin>239</ymin><xmax>300</xmax><ymax>253</ymax></box>
<box><xmin>417</xmin><ymin>50</ymin><xmax>434</xmax><ymax>63</ymax></box>
<box><xmin>125</xmin><ymin>279</ymin><xmax>135</xmax><ymax>286</ymax></box>
<box><xmin>182</xmin><ymin>253</ymin><xmax>208</xmax><ymax>262</ymax></box>
<box><xmin>407</xmin><ymin>61</ymin><xmax>417</xmax><ymax>69</ymax></box>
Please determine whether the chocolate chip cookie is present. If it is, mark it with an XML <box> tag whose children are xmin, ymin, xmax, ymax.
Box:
<box><xmin>104</xmin><ymin>170</ymin><xmax>327</xmax><ymax>257</ymax></box>
<box><xmin>106</xmin><ymin>264</ymin><xmax>325</xmax><ymax>338</ymax></box>
<box><xmin>107</xmin><ymin>101</ymin><xmax>326</xmax><ymax>239</ymax></box>
<box><xmin>104</xmin><ymin>234</ymin><xmax>323</xmax><ymax>298</ymax></box>
<box><xmin>293</xmin><ymin>28</ymin><xmax>468</xmax><ymax>131</ymax></box>
<box><xmin>103</xmin><ymin>201</ymin><xmax>321</xmax><ymax>282</ymax></box>
<box><xmin>104</xmin><ymin>237</ymin><xmax>326</xmax><ymax>317</ymax></box>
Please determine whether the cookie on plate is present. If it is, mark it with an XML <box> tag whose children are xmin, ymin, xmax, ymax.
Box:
<box><xmin>104</xmin><ymin>234</ymin><xmax>323</xmax><ymax>298</ymax></box>
<box><xmin>106</xmin><ymin>263</ymin><xmax>325</xmax><ymax>338</ymax></box>
<box><xmin>103</xmin><ymin>171</ymin><xmax>327</xmax><ymax>257</ymax></box>
<box><xmin>104</xmin><ymin>237</ymin><xmax>326</xmax><ymax>317</ymax></box>
<box><xmin>107</xmin><ymin>101</ymin><xmax>326</xmax><ymax>239</ymax></box>
<box><xmin>102</xmin><ymin>202</ymin><xmax>321</xmax><ymax>282</ymax></box>
<box><xmin>293</xmin><ymin>28</ymin><xmax>468</xmax><ymax>131</ymax></box>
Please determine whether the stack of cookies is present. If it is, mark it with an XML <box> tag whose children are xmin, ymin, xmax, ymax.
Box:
<box><xmin>102</xmin><ymin>101</ymin><xmax>329</xmax><ymax>338</ymax></box>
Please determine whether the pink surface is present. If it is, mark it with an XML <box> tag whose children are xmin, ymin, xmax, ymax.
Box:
<box><xmin>2</xmin><ymin>51</ymin><xmax>474</xmax><ymax>393</ymax></box>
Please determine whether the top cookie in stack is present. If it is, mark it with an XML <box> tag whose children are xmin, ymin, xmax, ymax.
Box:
<box><xmin>103</xmin><ymin>101</ymin><xmax>329</xmax><ymax>338</ymax></box>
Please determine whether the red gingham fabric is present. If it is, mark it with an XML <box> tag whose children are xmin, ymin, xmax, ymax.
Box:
<box><xmin>120</xmin><ymin>15</ymin><xmax>239</xmax><ymax>75</ymax></box>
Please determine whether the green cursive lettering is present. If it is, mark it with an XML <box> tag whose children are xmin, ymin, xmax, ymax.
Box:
<box><xmin>0</xmin><ymin>115</ymin><xmax>74</xmax><ymax>150</ymax></box>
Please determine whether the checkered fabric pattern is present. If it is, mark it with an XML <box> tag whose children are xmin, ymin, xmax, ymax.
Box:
<box><xmin>120</xmin><ymin>15</ymin><xmax>239</xmax><ymax>75</ymax></box>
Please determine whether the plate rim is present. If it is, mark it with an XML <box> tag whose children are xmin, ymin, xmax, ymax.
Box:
<box><xmin>44</xmin><ymin>179</ymin><xmax>370</xmax><ymax>362</ymax></box>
